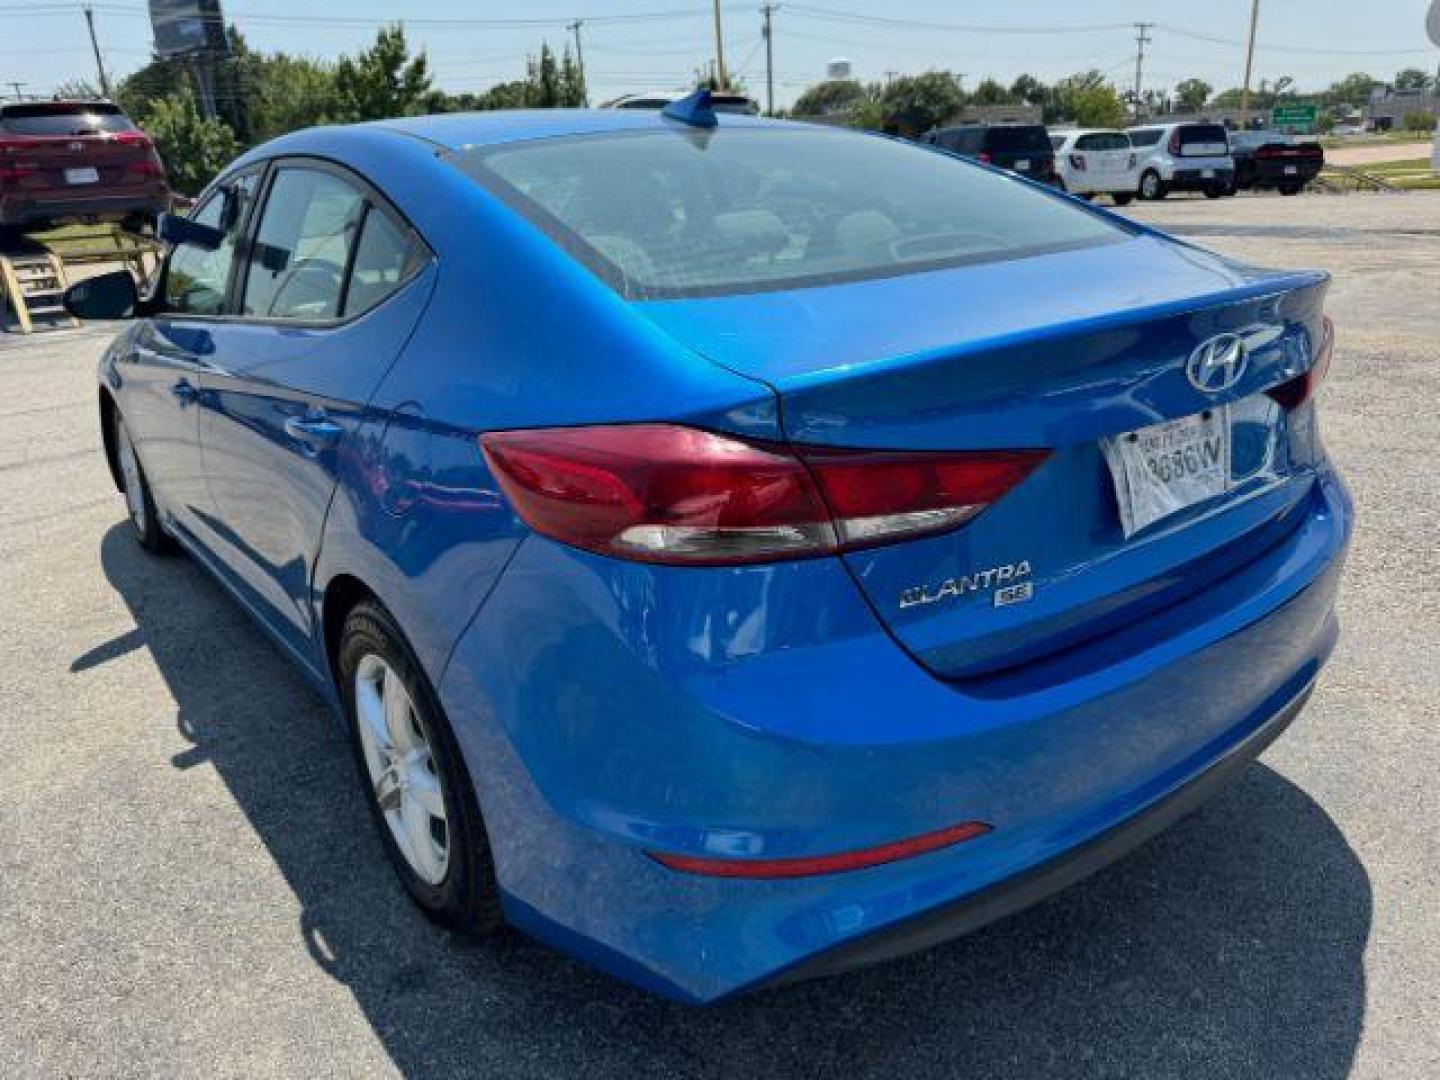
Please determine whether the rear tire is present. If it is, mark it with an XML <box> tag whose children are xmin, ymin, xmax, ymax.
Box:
<box><xmin>1139</xmin><ymin>171</ymin><xmax>1167</xmax><ymax>201</ymax></box>
<box><xmin>1203</xmin><ymin>186</ymin><xmax>1225</xmax><ymax>199</ymax></box>
<box><xmin>1279</xmin><ymin>183</ymin><xmax>1302</xmax><ymax>196</ymax></box>
<box><xmin>338</xmin><ymin>600</ymin><xmax>504</xmax><ymax>938</ymax></box>
<box><xmin>113</xmin><ymin>413</ymin><xmax>174</xmax><ymax>554</ymax></box>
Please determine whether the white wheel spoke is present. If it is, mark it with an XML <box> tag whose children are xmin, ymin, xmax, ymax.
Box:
<box><xmin>355</xmin><ymin>673</ymin><xmax>390</xmax><ymax>753</ymax></box>
<box><xmin>406</xmin><ymin>761</ymin><xmax>446</xmax><ymax>819</ymax></box>
<box><xmin>402</xmin><ymin>797</ymin><xmax>443</xmax><ymax>882</ymax></box>
<box><xmin>383</xmin><ymin>672</ymin><xmax>417</xmax><ymax>753</ymax></box>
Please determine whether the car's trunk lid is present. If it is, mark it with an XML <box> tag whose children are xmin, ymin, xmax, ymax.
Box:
<box><xmin>638</xmin><ymin>235</ymin><xmax>1329</xmax><ymax>679</ymax></box>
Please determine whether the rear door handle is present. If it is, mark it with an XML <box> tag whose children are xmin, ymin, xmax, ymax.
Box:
<box><xmin>169</xmin><ymin>379</ymin><xmax>199</xmax><ymax>404</ymax></box>
<box><xmin>283</xmin><ymin>412</ymin><xmax>342</xmax><ymax>452</ymax></box>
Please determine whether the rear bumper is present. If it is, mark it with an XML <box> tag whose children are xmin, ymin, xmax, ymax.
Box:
<box><xmin>439</xmin><ymin>468</ymin><xmax>1350</xmax><ymax>1003</ymax></box>
<box><xmin>0</xmin><ymin>187</ymin><xmax>168</xmax><ymax>227</ymax></box>
<box><xmin>1169</xmin><ymin>167</ymin><xmax>1235</xmax><ymax>190</ymax></box>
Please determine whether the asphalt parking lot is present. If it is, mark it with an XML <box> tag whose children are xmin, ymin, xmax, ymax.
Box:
<box><xmin>2</xmin><ymin>190</ymin><xmax>1437</xmax><ymax>1079</ymax></box>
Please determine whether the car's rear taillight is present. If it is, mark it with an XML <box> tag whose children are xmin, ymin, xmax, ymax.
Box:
<box><xmin>977</xmin><ymin>150</ymin><xmax>993</xmax><ymax>164</ymax></box>
<box><xmin>124</xmin><ymin>159</ymin><xmax>165</xmax><ymax>179</ymax></box>
<box><xmin>480</xmin><ymin>425</ymin><xmax>1048</xmax><ymax>565</ymax></box>
<box><xmin>1267</xmin><ymin>315</ymin><xmax>1334</xmax><ymax>410</ymax></box>
<box><xmin>1069</xmin><ymin>153</ymin><xmax>1086</xmax><ymax>171</ymax></box>
<box><xmin>1168</xmin><ymin>130</ymin><xmax>1183</xmax><ymax>155</ymax></box>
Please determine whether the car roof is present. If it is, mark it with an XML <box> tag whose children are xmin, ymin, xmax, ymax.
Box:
<box><xmin>361</xmin><ymin>107</ymin><xmax>780</xmax><ymax>152</ymax></box>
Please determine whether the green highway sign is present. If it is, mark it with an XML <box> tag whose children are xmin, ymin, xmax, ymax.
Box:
<box><xmin>1272</xmin><ymin>104</ymin><xmax>1319</xmax><ymax>132</ymax></box>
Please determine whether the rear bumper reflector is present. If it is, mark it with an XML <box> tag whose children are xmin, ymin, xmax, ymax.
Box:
<box><xmin>647</xmin><ymin>821</ymin><xmax>992</xmax><ymax>879</ymax></box>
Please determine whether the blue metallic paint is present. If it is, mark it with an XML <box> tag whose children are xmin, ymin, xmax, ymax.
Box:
<box><xmin>97</xmin><ymin>110</ymin><xmax>1352</xmax><ymax>1004</ymax></box>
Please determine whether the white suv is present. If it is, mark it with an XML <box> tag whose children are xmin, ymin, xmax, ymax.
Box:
<box><xmin>1126</xmin><ymin>122</ymin><xmax>1235</xmax><ymax>200</ymax></box>
<box><xmin>1049</xmin><ymin>129</ymin><xmax>1140</xmax><ymax>205</ymax></box>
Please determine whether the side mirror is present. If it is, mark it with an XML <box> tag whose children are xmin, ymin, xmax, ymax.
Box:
<box><xmin>63</xmin><ymin>270</ymin><xmax>140</xmax><ymax>321</ymax></box>
<box><xmin>157</xmin><ymin>211</ymin><xmax>225</xmax><ymax>251</ymax></box>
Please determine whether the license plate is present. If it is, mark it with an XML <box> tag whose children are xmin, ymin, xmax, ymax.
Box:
<box><xmin>1284</xmin><ymin>165</ymin><xmax>1298</xmax><ymax>175</ymax></box>
<box><xmin>65</xmin><ymin>167</ymin><xmax>99</xmax><ymax>185</ymax></box>
<box><xmin>1015</xmin><ymin>159</ymin><xmax>1030</xmax><ymax>170</ymax></box>
<box><xmin>1102</xmin><ymin>408</ymin><xmax>1230</xmax><ymax>537</ymax></box>
<box><xmin>1201</xmin><ymin>169</ymin><xmax>1215</xmax><ymax>179</ymax></box>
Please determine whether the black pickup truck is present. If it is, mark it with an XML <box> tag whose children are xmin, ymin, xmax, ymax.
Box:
<box><xmin>1229</xmin><ymin>131</ymin><xmax>1325</xmax><ymax>195</ymax></box>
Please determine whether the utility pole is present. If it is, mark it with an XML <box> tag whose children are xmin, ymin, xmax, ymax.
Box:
<box><xmin>567</xmin><ymin>19</ymin><xmax>587</xmax><ymax>105</ymax></box>
<box><xmin>1239</xmin><ymin>0</ymin><xmax>1261</xmax><ymax>127</ymax></box>
<box><xmin>761</xmin><ymin>3</ymin><xmax>776</xmax><ymax>116</ymax></box>
<box><xmin>711</xmin><ymin>0</ymin><xmax>728</xmax><ymax>89</ymax></box>
<box><xmin>5</xmin><ymin>82</ymin><xmax>25</xmax><ymax>101</ymax></box>
<box><xmin>82</xmin><ymin>7</ymin><xmax>112</xmax><ymax>98</ymax></box>
<box><xmin>1132</xmin><ymin>22</ymin><xmax>1154</xmax><ymax>122</ymax></box>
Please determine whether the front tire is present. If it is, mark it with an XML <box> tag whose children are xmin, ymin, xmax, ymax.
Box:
<box><xmin>338</xmin><ymin>600</ymin><xmax>504</xmax><ymax>937</ymax></box>
<box><xmin>1279</xmin><ymin>183</ymin><xmax>1302</xmax><ymax>196</ymax></box>
<box><xmin>1139</xmin><ymin>171</ymin><xmax>1167</xmax><ymax>201</ymax></box>
<box><xmin>114</xmin><ymin>414</ymin><xmax>173</xmax><ymax>553</ymax></box>
<box><xmin>1112</xmin><ymin>193</ymin><xmax>1135</xmax><ymax>206</ymax></box>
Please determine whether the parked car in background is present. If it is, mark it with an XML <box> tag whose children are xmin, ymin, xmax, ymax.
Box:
<box><xmin>1127</xmin><ymin>122</ymin><xmax>1235</xmax><ymax>200</ymax></box>
<box><xmin>0</xmin><ymin>100</ymin><xmax>169</xmax><ymax>244</ymax></box>
<box><xmin>1048</xmin><ymin>129</ymin><xmax>1139</xmax><ymax>204</ymax></box>
<box><xmin>1229</xmin><ymin>131</ymin><xmax>1325</xmax><ymax>195</ymax></box>
<box><xmin>69</xmin><ymin>99</ymin><xmax>1349</xmax><ymax>1005</ymax></box>
<box><xmin>600</xmin><ymin>91</ymin><xmax>761</xmax><ymax>115</ymax></box>
<box><xmin>923</xmin><ymin>123</ymin><xmax>1058</xmax><ymax>185</ymax></box>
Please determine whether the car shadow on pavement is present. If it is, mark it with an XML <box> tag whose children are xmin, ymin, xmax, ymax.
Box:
<box><xmin>94</xmin><ymin>522</ymin><xmax>1371</xmax><ymax>1080</ymax></box>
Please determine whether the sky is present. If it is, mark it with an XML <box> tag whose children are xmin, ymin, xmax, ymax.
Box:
<box><xmin>0</xmin><ymin>1</ymin><xmax>1435</xmax><ymax>111</ymax></box>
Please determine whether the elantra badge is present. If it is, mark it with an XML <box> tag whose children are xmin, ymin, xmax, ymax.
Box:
<box><xmin>1186</xmin><ymin>333</ymin><xmax>1248</xmax><ymax>394</ymax></box>
<box><xmin>900</xmin><ymin>560</ymin><xmax>1033</xmax><ymax>610</ymax></box>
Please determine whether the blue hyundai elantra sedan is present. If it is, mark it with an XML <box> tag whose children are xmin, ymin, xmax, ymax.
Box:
<box><xmin>71</xmin><ymin>93</ymin><xmax>1350</xmax><ymax>1004</ymax></box>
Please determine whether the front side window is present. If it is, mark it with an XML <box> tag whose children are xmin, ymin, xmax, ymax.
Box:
<box><xmin>461</xmin><ymin>127</ymin><xmax>1129</xmax><ymax>299</ymax></box>
<box><xmin>243</xmin><ymin>167</ymin><xmax>367</xmax><ymax>320</ymax></box>
<box><xmin>164</xmin><ymin>172</ymin><xmax>259</xmax><ymax>316</ymax></box>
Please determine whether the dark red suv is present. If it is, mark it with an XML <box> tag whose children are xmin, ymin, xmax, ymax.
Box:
<box><xmin>0</xmin><ymin>101</ymin><xmax>170</xmax><ymax>243</ymax></box>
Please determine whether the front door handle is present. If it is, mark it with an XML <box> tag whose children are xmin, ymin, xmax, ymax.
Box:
<box><xmin>169</xmin><ymin>379</ymin><xmax>199</xmax><ymax>404</ymax></box>
<box><xmin>284</xmin><ymin>412</ymin><xmax>342</xmax><ymax>452</ymax></box>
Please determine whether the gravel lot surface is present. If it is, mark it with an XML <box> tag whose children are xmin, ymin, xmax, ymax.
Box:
<box><xmin>1</xmin><ymin>191</ymin><xmax>1436</xmax><ymax>1079</ymax></box>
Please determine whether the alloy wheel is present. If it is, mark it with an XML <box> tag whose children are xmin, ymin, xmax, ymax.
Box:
<box><xmin>353</xmin><ymin>653</ymin><xmax>451</xmax><ymax>884</ymax></box>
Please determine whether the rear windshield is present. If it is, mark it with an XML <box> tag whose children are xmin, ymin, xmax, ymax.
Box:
<box><xmin>460</xmin><ymin>127</ymin><xmax>1126</xmax><ymax>299</ymax></box>
<box><xmin>1177</xmin><ymin>124</ymin><xmax>1229</xmax><ymax>151</ymax></box>
<box><xmin>0</xmin><ymin>102</ymin><xmax>135</xmax><ymax>137</ymax></box>
<box><xmin>984</xmin><ymin>126</ymin><xmax>1052</xmax><ymax>153</ymax></box>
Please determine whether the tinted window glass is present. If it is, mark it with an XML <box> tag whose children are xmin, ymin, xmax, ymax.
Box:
<box><xmin>1178</xmin><ymin>124</ymin><xmax>1229</xmax><ymax>152</ymax></box>
<box><xmin>342</xmin><ymin>208</ymin><xmax>423</xmax><ymax>317</ymax></box>
<box><xmin>164</xmin><ymin>172</ymin><xmax>258</xmax><ymax>316</ymax></box>
<box><xmin>932</xmin><ymin>127</ymin><xmax>983</xmax><ymax>153</ymax></box>
<box><xmin>464</xmin><ymin>128</ymin><xmax>1127</xmax><ymax>299</ymax></box>
<box><xmin>985</xmin><ymin>127</ymin><xmax>1052</xmax><ymax>153</ymax></box>
<box><xmin>0</xmin><ymin>103</ymin><xmax>135</xmax><ymax>136</ymax></box>
<box><xmin>244</xmin><ymin>167</ymin><xmax>366</xmax><ymax>320</ymax></box>
<box><xmin>1049</xmin><ymin>135</ymin><xmax>1066</xmax><ymax>150</ymax></box>
<box><xmin>1076</xmin><ymin>132</ymin><xmax>1130</xmax><ymax>151</ymax></box>
<box><xmin>1128</xmin><ymin>128</ymin><xmax>1162</xmax><ymax>147</ymax></box>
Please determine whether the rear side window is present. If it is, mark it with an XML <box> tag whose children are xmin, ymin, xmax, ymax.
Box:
<box><xmin>243</xmin><ymin>167</ymin><xmax>367</xmax><ymax>320</ymax></box>
<box><xmin>985</xmin><ymin>127</ymin><xmax>1052</xmax><ymax>153</ymax></box>
<box><xmin>930</xmin><ymin>128</ymin><xmax>983</xmax><ymax>154</ymax></box>
<box><xmin>342</xmin><ymin>208</ymin><xmax>425</xmax><ymax>317</ymax></box>
<box><xmin>1128</xmin><ymin>128</ymin><xmax>1162</xmax><ymax>147</ymax></box>
<box><xmin>0</xmin><ymin>103</ymin><xmax>136</xmax><ymax>137</ymax></box>
<box><xmin>462</xmin><ymin>127</ymin><xmax>1128</xmax><ymax>299</ymax></box>
<box><xmin>1076</xmin><ymin>132</ymin><xmax>1130</xmax><ymax>152</ymax></box>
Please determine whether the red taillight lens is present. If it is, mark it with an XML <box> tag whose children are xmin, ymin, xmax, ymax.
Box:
<box><xmin>480</xmin><ymin>425</ymin><xmax>1048</xmax><ymax>565</ymax></box>
<box><xmin>1267</xmin><ymin>315</ymin><xmax>1334</xmax><ymax>410</ymax></box>
<box><xmin>1069</xmin><ymin>153</ymin><xmax>1087</xmax><ymax>170</ymax></box>
<box><xmin>648</xmin><ymin>821</ymin><xmax>992</xmax><ymax>878</ymax></box>
<box><xmin>0</xmin><ymin>163</ymin><xmax>38</xmax><ymax>182</ymax></box>
<box><xmin>124</xmin><ymin>159</ymin><xmax>165</xmax><ymax>179</ymax></box>
<box><xmin>977</xmin><ymin>150</ymin><xmax>993</xmax><ymax>164</ymax></box>
<box><xmin>1168</xmin><ymin>131</ymin><xmax>1183</xmax><ymax>155</ymax></box>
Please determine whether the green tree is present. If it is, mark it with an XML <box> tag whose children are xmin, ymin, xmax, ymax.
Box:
<box><xmin>332</xmin><ymin>24</ymin><xmax>432</xmax><ymax>122</ymax></box>
<box><xmin>969</xmin><ymin>77</ymin><xmax>1014</xmax><ymax>106</ymax></box>
<box><xmin>1394</xmin><ymin>68</ymin><xmax>1431</xmax><ymax>92</ymax></box>
<box><xmin>1009</xmin><ymin>73</ymin><xmax>1047</xmax><ymax>107</ymax></box>
<box><xmin>878</xmin><ymin>71</ymin><xmax>965</xmax><ymax>137</ymax></box>
<box><xmin>1325</xmin><ymin>72</ymin><xmax>1380</xmax><ymax>108</ymax></box>
<box><xmin>1402</xmin><ymin>110</ymin><xmax>1437</xmax><ymax>133</ymax></box>
<box><xmin>143</xmin><ymin>88</ymin><xmax>240</xmax><ymax>194</ymax></box>
<box><xmin>1174</xmin><ymin>78</ymin><xmax>1212</xmax><ymax>113</ymax></box>
<box><xmin>792</xmin><ymin>79</ymin><xmax>872</xmax><ymax>117</ymax></box>
<box><xmin>1048</xmin><ymin>71</ymin><xmax>1128</xmax><ymax>128</ymax></box>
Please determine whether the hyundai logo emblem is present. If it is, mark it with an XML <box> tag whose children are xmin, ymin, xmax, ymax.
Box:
<box><xmin>1186</xmin><ymin>333</ymin><xmax>1249</xmax><ymax>394</ymax></box>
